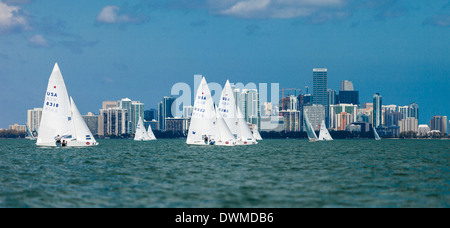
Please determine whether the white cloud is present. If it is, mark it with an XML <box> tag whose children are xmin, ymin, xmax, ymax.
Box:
<box><xmin>0</xmin><ymin>1</ymin><xmax>29</xmax><ymax>34</ymax></box>
<box><xmin>28</xmin><ymin>34</ymin><xmax>49</xmax><ymax>47</ymax></box>
<box><xmin>96</xmin><ymin>5</ymin><xmax>142</xmax><ymax>24</ymax></box>
<box><xmin>212</xmin><ymin>0</ymin><xmax>346</xmax><ymax>19</ymax></box>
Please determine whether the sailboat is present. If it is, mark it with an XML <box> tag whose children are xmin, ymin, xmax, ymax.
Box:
<box><xmin>186</xmin><ymin>77</ymin><xmax>235</xmax><ymax>146</ymax></box>
<box><xmin>318</xmin><ymin>120</ymin><xmax>333</xmax><ymax>141</ymax></box>
<box><xmin>147</xmin><ymin>123</ymin><xmax>157</xmax><ymax>140</ymax></box>
<box><xmin>252</xmin><ymin>125</ymin><xmax>263</xmax><ymax>141</ymax></box>
<box><xmin>26</xmin><ymin>125</ymin><xmax>36</xmax><ymax>140</ymax></box>
<box><xmin>218</xmin><ymin>80</ymin><xmax>257</xmax><ymax>145</ymax></box>
<box><xmin>304</xmin><ymin>109</ymin><xmax>318</xmax><ymax>142</ymax></box>
<box><xmin>374</xmin><ymin>127</ymin><xmax>381</xmax><ymax>140</ymax></box>
<box><xmin>134</xmin><ymin>116</ymin><xmax>152</xmax><ymax>141</ymax></box>
<box><xmin>36</xmin><ymin>63</ymin><xmax>98</xmax><ymax>147</ymax></box>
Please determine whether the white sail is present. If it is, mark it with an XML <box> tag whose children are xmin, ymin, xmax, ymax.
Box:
<box><xmin>37</xmin><ymin>63</ymin><xmax>97</xmax><ymax>147</ymax></box>
<box><xmin>215</xmin><ymin>105</ymin><xmax>236</xmax><ymax>146</ymax></box>
<box><xmin>252</xmin><ymin>125</ymin><xmax>263</xmax><ymax>141</ymax></box>
<box><xmin>186</xmin><ymin>77</ymin><xmax>219</xmax><ymax>146</ymax></box>
<box><xmin>304</xmin><ymin>109</ymin><xmax>318</xmax><ymax>142</ymax></box>
<box><xmin>374</xmin><ymin>128</ymin><xmax>381</xmax><ymax>140</ymax></box>
<box><xmin>135</xmin><ymin>116</ymin><xmax>151</xmax><ymax>141</ymax></box>
<box><xmin>236</xmin><ymin>107</ymin><xmax>257</xmax><ymax>145</ymax></box>
<box><xmin>26</xmin><ymin>125</ymin><xmax>36</xmax><ymax>140</ymax></box>
<box><xmin>147</xmin><ymin>124</ymin><xmax>157</xmax><ymax>140</ymax></box>
<box><xmin>318</xmin><ymin>120</ymin><xmax>333</xmax><ymax>141</ymax></box>
<box><xmin>218</xmin><ymin>80</ymin><xmax>240</xmax><ymax>139</ymax></box>
<box><xmin>70</xmin><ymin>97</ymin><xmax>98</xmax><ymax>146</ymax></box>
<box><xmin>37</xmin><ymin>63</ymin><xmax>75</xmax><ymax>146</ymax></box>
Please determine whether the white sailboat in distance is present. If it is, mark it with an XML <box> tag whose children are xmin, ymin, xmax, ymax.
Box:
<box><xmin>318</xmin><ymin>120</ymin><xmax>333</xmax><ymax>141</ymax></box>
<box><xmin>374</xmin><ymin>127</ymin><xmax>381</xmax><ymax>140</ymax></box>
<box><xmin>36</xmin><ymin>63</ymin><xmax>98</xmax><ymax>147</ymax></box>
<box><xmin>253</xmin><ymin>125</ymin><xmax>263</xmax><ymax>141</ymax></box>
<box><xmin>304</xmin><ymin>109</ymin><xmax>318</xmax><ymax>142</ymax></box>
<box><xmin>134</xmin><ymin>116</ymin><xmax>152</xmax><ymax>141</ymax></box>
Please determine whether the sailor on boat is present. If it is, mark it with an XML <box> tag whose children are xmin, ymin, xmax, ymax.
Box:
<box><xmin>55</xmin><ymin>135</ymin><xmax>61</xmax><ymax>145</ymax></box>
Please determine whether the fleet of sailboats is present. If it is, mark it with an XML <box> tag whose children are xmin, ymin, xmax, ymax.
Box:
<box><xmin>186</xmin><ymin>78</ymin><xmax>259</xmax><ymax>146</ymax></box>
<box><xmin>33</xmin><ymin>63</ymin><xmax>349</xmax><ymax>147</ymax></box>
<box><xmin>36</xmin><ymin>63</ymin><xmax>98</xmax><ymax>147</ymax></box>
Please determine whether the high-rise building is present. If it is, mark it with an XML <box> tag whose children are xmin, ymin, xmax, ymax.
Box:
<box><xmin>397</xmin><ymin>106</ymin><xmax>408</xmax><ymax>119</ymax></box>
<box><xmin>338</xmin><ymin>91</ymin><xmax>360</xmax><ymax>106</ymax></box>
<box><xmin>9</xmin><ymin>124</ymin><xmax>26</xmax><ymax>132</ymax></box>
<box><xmin>234</xmin><ymin>89</ymin><xmax>260</xmax><ymax>127</ymax></box>
<box><xmin>279</xmin><ymin>110</ymin><xmax>301</xmax><ymax>132</ymax></box>
<box><xmin>98</xmin><ymin>107</ymin><xmax>128</xmax><ymax>136</ymax></box>
<box><xmin>408</xmin><ymin>102</ymin><xmax>419</xmax><ymax>122</ymax></box>
<box><xmin>158</xmin><ymin>96</ymin><xmax>175</xmax><ymax>131</ymax></box>
<box><xmin>373</xmin><ymin>93</ymin><xmax>382</xmax><ymax>128</ymax></box>
<box><xmin>313</xmin><ymin>68</ymin><xmax>328</xmax><ymax>130</ymax></box>
<box><xmin>102</xmin><ymin>101</ymin><xmax>118</xmax><ymax>110</ymax></box>
<box><xmin>131</xmin><ymin>102</ymin><xmax>145</xmax><ymax>133</ymax></box>
<box><xmin>430</xmin><ymin>116</ymin><xmax>448</xmax><ymax>134</ymax></box>
<box><xmin>27</xmin><ymin>108</ymin><xmax>42</xmax><ymax>133</ymax></box>
<box><xmin>340</xmin><ymin>80</ymin><xmax>354</xmax><ymax>91</ymax></box>
<box><xmin>82</xmin><ymin>112</ymin><xmax>99</xmax><ymax>136</ymax></box>
<box><xmin>118</xmin><ymin>98</ymin><xmax>132</xmax><ymax>133</ymax></box>
<box><xmin>399</xmin><ymin>117</ymin><xmax>418</xmax><ymax>134</ymax></box>
<box><xmin>313</xmin><ymin>68</ymin><xmax>328</xmax><ymax>107</ymax></box>
<box><xmin>304</xmin><ymin>105</ymin><xmax>325</xmax><ymax>131</ymax></box>
<box><xmin>144</xmin><ymin>109</ymin><xmax>157</xmax><ymax>121</ymax></box>
<box><xmin>329</xmin><ymin>104</ymin><xmax>358</xmax><ymax>130</ymax></box>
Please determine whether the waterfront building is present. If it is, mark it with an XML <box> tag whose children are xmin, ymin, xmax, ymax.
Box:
<box><xmin>304</xmin><ymin>105</ymin><xmax>325</xmax><ymax>131</ymax></box>
<box><xmin>418</xmin><ymin>124</ymin><xmax>431</xmax><ymax>137</ymax></box>
<box><xmin>408</xmin><ymin>102</ymin><xmax>419</xmax><ymax>122</ymax></box>
<box><xmin>399</xmin><ymin>117</ymin><xmax>418</xmax><ymax>134</ymax></box>
<box><xmin>340</xmin><ymin>80</ymin><xmax>354</xmax><ymax>91</ymax></box>
<box><xmin>27</xmin><ymin>107</ymin><xmax>42</xmax><ymax>133</ymax></box>
<box><xmin>329</xmin><ymin>104</ymin><xmax>358</xmax><ymax>131</ymax></box>
<box><xmin>158</xmin><ymin>96</ymin><xmax>175</xmax><ymax>131</ymax></box>
<box><xmin>98</xmin><ymin>107</ymin><xmax>128</xmax><ymax>136</ymax></box>
<box><xmin>373</xmin><ymin>93</ymin><xmax>382</xmax><ymax>128</ymax></box>
<box><xmin>144</xmin><ymin>109</ymin><xmax>157</xmax><ymax>121</ymax></box>
<box><xmin>9</xmin><ymin>124</ymin><xmax>26</xmax><ymax>132</ymax></box>
<box><xmin>430</xmin><ymin>116</ymin><xmax>448</xmax><ymax>134</ymax></box>
<box><xmin>165</xmin><ymin>117</ymin><xmax>190</xmax><ymax>135</ymax></box>
<box><xmin>82</xmin><ymin>112</ymin><xmax>99</xmax><ymax>136</ymax></box>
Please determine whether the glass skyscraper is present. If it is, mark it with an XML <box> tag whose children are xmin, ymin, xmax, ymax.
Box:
<box><xmin>373</xmin><ymin>93</ymin><xmax>382</xmax><ymax>128</ymax></box>
<box><xmin>313</xmin><ymin>68</ymin><xmax>328</xmax><ymax>107</ymax></box>
<box><xmin>313</xmin><ymin>68</ymin><xmax>328</xmax><ymax>127</ymax></box>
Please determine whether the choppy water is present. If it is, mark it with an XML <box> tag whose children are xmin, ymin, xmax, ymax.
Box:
<box><xmin>0</xmin><ymin>138</ymin><xmax>448</xmax><ymax>208</ymax></box>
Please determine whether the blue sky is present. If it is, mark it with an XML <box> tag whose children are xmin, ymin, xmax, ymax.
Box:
<box><xmin>0</xmin><ymin>0</ymin><xmax>449</xmax><ymax>128</ymax></box>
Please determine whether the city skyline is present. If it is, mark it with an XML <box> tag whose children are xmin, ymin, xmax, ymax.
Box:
<box><xmin>1</xmin><ymin>0</ymin><xmax>449</xmax><ymax>128</ymax></box>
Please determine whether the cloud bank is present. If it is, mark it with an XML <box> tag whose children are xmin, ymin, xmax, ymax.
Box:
<box><xmin>0</xmin><ymin>1</ymin><xmax>29</xmax><ymax>34</ymax></box>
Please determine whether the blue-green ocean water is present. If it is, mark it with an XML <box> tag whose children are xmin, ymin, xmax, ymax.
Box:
<box><xmin>0</xmin><ymin>138</ymin><xmax>449</xmax><ymax>208</ymax></box>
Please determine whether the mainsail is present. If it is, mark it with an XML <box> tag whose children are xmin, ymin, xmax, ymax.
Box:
<box><xmin>374</xmin><ymin>127</ymin><xmax>381</xmax><ymax>140</ymax></box>
<box><xmin>186</xmin><ymin>77</ymin><xmax>220</xmax><ymax>145</ymax></box>
<box><xmin>304</xmin><ymin>109</ymin><xmax>318</xmax><ymax>142</ymax></box>
<box><xmin>236</xmin><ymin>107</ymin><xmax>257</xmax><ymax>145</ymax></box>
<box><xmin>318</xmin><ymin>120</ymin><xmax>333</xmax><ymax>141</ymax></box>
<box><xmin>147</xmin><ymin>124</ymin><xmax>157</xmax><ymax>140</ymax></box>
<box><xmin>252</xmin><ymin>125</ymin><xmax>263</xmax><ymax>141</ymax></box>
